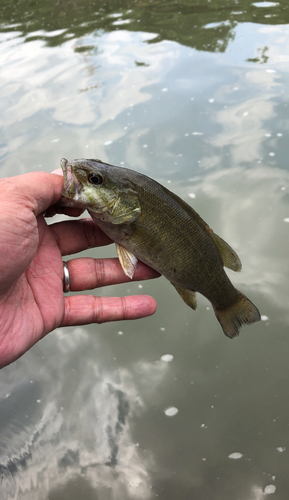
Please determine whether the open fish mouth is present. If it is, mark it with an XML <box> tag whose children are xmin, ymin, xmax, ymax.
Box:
<box><xmin>60</xmin><ymin>158</ymin><xmax>82</xmax><ymax>201</ymax></box>
<box><xmin>60</xmin><ymin>158</ymin><xmax>72</xmax><ymax>192</ymax></box>
<box><xmin>59</xmin><ymin>157</ymin><xmax>85</xmax><ymax>208</ymax></box>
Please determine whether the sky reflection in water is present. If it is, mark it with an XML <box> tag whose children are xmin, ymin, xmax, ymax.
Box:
<box><xmin>0</xmin><ymin>1</ymin><xmax>289</xmax><ymax>499</ymax></box>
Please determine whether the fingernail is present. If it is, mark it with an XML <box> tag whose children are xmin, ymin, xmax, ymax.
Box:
<box><xmin>51</xmin><ymin>168</ymin><xmax>63</xmax><ymax>176</ymax></box>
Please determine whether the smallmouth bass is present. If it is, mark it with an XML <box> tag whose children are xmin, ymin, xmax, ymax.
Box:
<box><xmin>59</xmin><ymin>158</ymin><xmax>261</xmax><ymax>338</ymax></box>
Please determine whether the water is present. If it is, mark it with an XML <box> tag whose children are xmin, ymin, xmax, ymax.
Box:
<box><xmin>0</xmin><ymin>0</ymin><xmax>289</xmax><ymax>498</ymax></box>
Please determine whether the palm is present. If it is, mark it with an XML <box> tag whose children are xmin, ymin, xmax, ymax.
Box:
<box><xmin>0</xmin><ymin>215</ymin><xmax>65</xmax><ymax>361</ymax></box>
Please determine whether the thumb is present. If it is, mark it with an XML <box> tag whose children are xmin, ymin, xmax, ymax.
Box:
<box><xmin>2</xmin><ymin>171</ymin><xmax>64</xmax><ymax>216</ymax></box>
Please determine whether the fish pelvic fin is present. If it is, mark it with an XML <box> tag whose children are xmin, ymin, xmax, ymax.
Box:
<box><xmin>213</xmin><ymin>291</ymin><xmax>261</xmax><ymax>339</ymax></box>
<box><xmin>115</xmin><ymin>243</ymin><xmax>138</xmax><ymax>279</ymax></box>
<box><xmin>173</xmin><ymin>284</ymin><xmax>197</xmax><ymax>311</ymax></box>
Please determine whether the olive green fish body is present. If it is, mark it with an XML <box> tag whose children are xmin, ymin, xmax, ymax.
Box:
<box><xmin>59</xmin><ymin>158</ymin><xmax>261</xmax><ymax>338</ymax></box>
<box><xmin>93</xmin><ymin>187</ymin><xmax>238</xmax><ymax>311</ymax></box>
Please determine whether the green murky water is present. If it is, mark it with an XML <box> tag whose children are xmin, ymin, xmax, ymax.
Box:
<box><xmin>1</xmin><ymin>1</ymin><xmax>289</xmax><ymax>499</ymax></box>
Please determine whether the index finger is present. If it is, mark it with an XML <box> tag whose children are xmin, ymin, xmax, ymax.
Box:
<box><xmin>49</xmin><ymin>218</ymin><xmax>113</xmax><ymax>255</ymax></box>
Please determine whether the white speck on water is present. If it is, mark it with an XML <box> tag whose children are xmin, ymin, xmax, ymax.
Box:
<box><xmin>202</xmin><ymin>458</ymin><xmax>207</xmax><ymax>461</ymax></box>
<box><xmin>269</xmin><ymin>152</ymin><xmax>275</xmax><ymax>156</ymax></box>
<box><xmin>117</xmin><ymin>331</ymin><xmax>123</xmax><ymax>335</ymax></box>
<box><xmin>264</xmin><ymin>484</ymin><xmax>276</xmax><ymax>494</ymax></box>
<box><xmin>208</xmin><ymin>98</ymin><xmax>215</xmax><ymax>103</ymax></box>
<box><xmin>284</xmin><ymin>218</ymin><xmax>289</xmax><ymax>223</ymax></box>
<box><xmin>51</xmin><ymin>138</ymin><xmax>60</xmax><ymax>143</ymax></box>
<box><xmin>191</xmin><ymin>97</ymin><xmax>194</xmax><ymax>100</ymax></box>
<box><xmin>167</xmin><ymin>180</ymin><xmax>171</xmax><ymax>183</ymax></box>
<box><xmin>233</xmin><ymin>87</ymin><xmax>239</xmax><ymax>90</ymax></box>
<box><xmin>120</xmin><ymin>161</ymin><xmax>125</xmax><ymax>165</ymax></box>
<box><xmin>266</xmin><ymin>69</ymin><xmax>276</xmax><ymax>73</ymax></box>
<box><xmin>272</xmin><ymin>475</ymin><xmax>276</xmax><ymax>481</ymax></box>
<box><xmin>192</xmin><ymin>131</ymin><xmax>203</xmax><ymax>135</ymax></box>
<box><xmin>138</xmin><ymin>284</ymin><xmax>143</xmax><ymax>289</ymax></box>
<box><xmin>161</xmin><ymin>354</ymin><xmax>174</xmax><ymax>362</ymax></box>
<box><xmin>261</xmin><ymin>315</ymin><xmax>269</xmax><ymax>321</ymax></box>
<box><xmin>165</xmin><ymin>407</ymin><xmax>178</xmax><ymax>417</ymax></box>
<box><xmin>228</xmin><ymin>452</ymin><xmax>243</xmax><ymax>459</ymax></box>
<box><xmin>36</xmin><ymin>399</ymin><xmax>41</xmax><ymax>403</ymax></box>
<box><xmin>277</xmin><ymin>446</ymin><xmax>285</xmax><ymax>452</ymax></box>
<box><xmin>265</xmin><ymin>133</ymin><xmax>272</xmax><ymax>137</ymax></box>
<box><xmin>4</xmin><ymin>393</ymin><xmax>11</xmax><ymax>399</ymax></box>
<box><xmin>189</xmin><ymin>193</ymin><xmax>196</xmax><ymax>199</ymax></box>
<box><xmin>253</xmin><ymin>1</ymin><xmax>279</xmax><ymax>7</ymax></box>
<box><xmin>184</xmin><ymin>133</ymin><xmax>190</xmax><ymax>136</ymax></box>
<box><xmin>104</xmin><ymin>140</ymin><xmax>112</xmax><ymax>146</ymax></box>
<box><xmin>85</xmin><ymin>144</ymin><xmax>89</xmax><ymax>148</ymax></box>
<box><xmin>161</xmin><ymin>87</ymin><xmax>168</xmax><ymax>92</ymax></box>
<box><xmin>243</xmin><ymin>111</ymin><xmax>249</xmax><ymax>116</ymax></box>
<box><xmin>143</xmin><ymin>144</ymin><xmax>148</xmax><ymax>148</ymax></box>
<box><xmin>277</xmin><ymin>132</ymin><xmax>283</xmax><ymax>136</ymax></box>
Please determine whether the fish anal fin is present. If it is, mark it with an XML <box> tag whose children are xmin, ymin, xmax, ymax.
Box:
<box><xmin>115</xmin><ymin>243</ymin><xmax>138</xmax><ymax>279</ymax></box>
<box><xmin>213</xmin><ymin>291</ymin><xmax>261</xmax><ymax>338</ymax></box>
<box><xmin>209</xmin><ymin>230</ymin><xmax>242</xmax><ymax>272</ymax></box>
<box><xmin>173</xmin><ymin>284</ymin><xmax>197</xmax><ymax>311</ymax></box>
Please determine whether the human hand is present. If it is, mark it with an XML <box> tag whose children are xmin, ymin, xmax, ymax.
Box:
<box><xmin>0</xmin><ymin>171</ymin><xmax>158</xmax><ymax>369</ymax></box>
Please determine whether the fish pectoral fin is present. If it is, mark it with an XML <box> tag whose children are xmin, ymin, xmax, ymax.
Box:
<box><xmin>112</xmin><ymin>197</ymin><xmax>141</xmax><ymax>224</ymax></box>
<box><xmin>210</xmin><ymin>232</ymin><xmax>242</xmax><ymax>272</ymax></box>
<box><xmin>172</xmin><ymin>284</ymin><xmax>197</xmax><ymax>311</ymax></box>
<box><xmin>115</xmin><ymin>243</ymin><xmax>138</xmax><ymax>279</ymax></box>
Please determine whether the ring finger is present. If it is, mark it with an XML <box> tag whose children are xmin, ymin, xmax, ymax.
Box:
<box><xmin>65</xmin><ymin>257</ymin><xmax>160</xmax><ymax>291</ymax></box>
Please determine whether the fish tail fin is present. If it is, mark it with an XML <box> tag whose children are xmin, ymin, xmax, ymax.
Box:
<box><xmin>213</xmin><ymin>291</ymin><xmax>261</xmax><ymax>339</ymax></box>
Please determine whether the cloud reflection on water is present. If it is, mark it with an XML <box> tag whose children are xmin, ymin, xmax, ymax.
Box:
<box><xmin>1</xmin><ymin>11</ymin><xmax>289</xmax><ymax>500</ymax></box>
<box><xmin>0</xmin><ymin>327</ymin><xmax>173</xmax><ymax>499</ymax></box>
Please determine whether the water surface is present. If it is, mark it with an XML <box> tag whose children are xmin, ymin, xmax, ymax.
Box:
<box><xmin>0</xmin><ymin>1</ymin><xmax>289</xmax><ymax>499</ymax></box>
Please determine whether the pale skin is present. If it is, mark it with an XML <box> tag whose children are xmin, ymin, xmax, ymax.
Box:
<box><xmin>0</xmin><ymin>171</ymin><xmax>159</xmax><ymax>369</ymax></box>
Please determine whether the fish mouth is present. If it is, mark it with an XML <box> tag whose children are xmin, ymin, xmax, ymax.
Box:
<box><xmin>59</xmin><ymin>158</ymin><xmax>83</xmax><ymax>206</ymax></box>
<box><xmin>60</xmin><ymin>158</ymin><xmax>72</xmax><ymax>192</ymax></box>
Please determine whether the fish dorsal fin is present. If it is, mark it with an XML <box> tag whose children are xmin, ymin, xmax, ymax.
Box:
<box><xmin>115</xmin><ymin>243</ymin><xmax>138</xmax><ymax>279</ymax></box>
<box><xmin>209</xmin><ymin>231</ymin><xmax>242</xmax><ymax>272</ymax></box>
<box><xmin>172</xmin><ymin>284</ymin><xmax>197</xmax><ymax>311</ymax></box>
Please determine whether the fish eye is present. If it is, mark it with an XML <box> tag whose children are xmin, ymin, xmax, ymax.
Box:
<box><xmin>88</xmin><ymin>173</ymin><xmax>103</xmax><ymax>185</ymax></box>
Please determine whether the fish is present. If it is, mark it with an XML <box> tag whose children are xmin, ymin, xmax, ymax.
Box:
<box><xmin>59</xmin><ymin>158</ymin><xmax>261</xmax><ymax>338</ymax></box>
